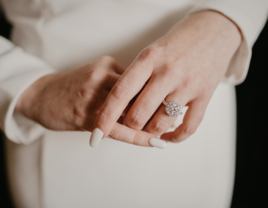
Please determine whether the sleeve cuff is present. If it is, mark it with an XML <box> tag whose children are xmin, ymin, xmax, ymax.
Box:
<box><xmin>4</xmin><ymin>70</ymin><xmax>54</xmax><ymax>145</ymax></box>
<box><xmin>187</xmin><ymin>0</ymin><xmax>268</xmax><ymax>85</ymax></box>
<box><xmin>0</xmin><ymin>37</ymin><xmax>55</xmax><ymax>144</ymax></box>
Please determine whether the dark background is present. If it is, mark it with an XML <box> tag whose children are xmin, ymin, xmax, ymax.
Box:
<box><xmin>231</xmin><ymin>18</ymin><xmax>268</xmax><ymax>208</ymax></box>
<box><xmin>1</xmin><ymin>10</ymin><xmax>268</xmax><ymax>208</ymax></box>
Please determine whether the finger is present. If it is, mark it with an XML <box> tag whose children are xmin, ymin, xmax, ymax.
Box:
<box><xmin>95</xmin><ymin>56</ymin><xmax>125</xmax><ymax>75</ymax></box>
<box><xmin>111</xmin><ymin>60</ymin><xmax>126</xmax><ymax>75</ymax></box>
<box><xmin>90</xmin><ymin>123</ymin><xmax>167</xmax><ymax>149</ymax></box>
<box><xmin>121</xmin><ymin>97</ymin><xmax>135</xmax><ymax>117</ymax></box>
<box><xmin>160</xmin><ymin>98</ymin><xmax>208</xmax><ymax>143</ymax></box>
<box><xmin>124</xmin><ymin>74</ymin><xmax>173</xmax><ymax>130</ymax></box>
<box><xmin>109</xmin><ymin>123</ymin><xmax>154</xmax><ymax>146</ymax></box>
<box><xmin>91</xmin><ymin>49</ymin><xmax>154</xmax><ymax>139</ymax></box>
<box><xmin>143</xmin><ymin>90</ymin><xmax>189</xmax><ymax>136</ymax></box>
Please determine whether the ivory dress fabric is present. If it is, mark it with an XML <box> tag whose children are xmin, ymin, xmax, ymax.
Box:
<box><xmin>0</xmin><ymin>0</ymin><xmax>267</xmax><ymax>208</ymax></box>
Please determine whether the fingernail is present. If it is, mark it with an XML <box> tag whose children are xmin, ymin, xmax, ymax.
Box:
<box><xmin>89</xmin><ymin>128</ymin><xmax>104</xmax><ymax>147</ymax></box>
<box><xmin>149</xmin><ymin>138</ymin><xmax>167</xmax><ymax>149</ymax></box>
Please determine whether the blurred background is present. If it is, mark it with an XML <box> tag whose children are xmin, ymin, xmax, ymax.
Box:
<box><xmin>0</xmin><ymin>10</ymin><xmax>267</xmax><ymax>208</ymax></box>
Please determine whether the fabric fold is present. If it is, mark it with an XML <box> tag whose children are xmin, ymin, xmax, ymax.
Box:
<box><xmin>188</xmin><ymin>0</ymin><xmax>268</xmax><ymax>85</ymax></box>
<box><xmin>0</xmin><ymin>36</ymin><xmax>54</xmax><ymax>144</ymax></box>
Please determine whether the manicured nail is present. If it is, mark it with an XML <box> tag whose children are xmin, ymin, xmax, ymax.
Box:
<box><xmin>89</xmin><ymin>128</ymin><xmax>104</xmax><ymax>147</ymax></box>
<box><xmin>149</xmin><ymin>138</ymin><xmax>167</xmax><ymax>149</ymax></box>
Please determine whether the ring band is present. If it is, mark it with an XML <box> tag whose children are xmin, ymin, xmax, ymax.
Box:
<box><xmin>162</xmin><ymin>100</ymin><xmax>183</xmax><ymax>117</ymax></box>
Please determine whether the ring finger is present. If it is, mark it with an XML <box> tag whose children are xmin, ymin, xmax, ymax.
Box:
<box><xmin>124</xmin><ymin>75</ymin><xmax>173</xmax><ymax>131</ymax></box>
<box><xmin>143</xmin><ymin>90</ymin><xmax>190</xmax><ymax>136</ymax></box>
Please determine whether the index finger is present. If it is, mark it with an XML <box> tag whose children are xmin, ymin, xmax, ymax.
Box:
<box><xmin>109</xmin><ymin>123</ymin><xmax>167</xmax><ymax>147</ymax></box>
<box><xmin>91</xmin><ymin>49</ymin><xmax>154</xmax><ymax>140</ymax></box>
<box><xmin>90</xmin><ymin>123</ymin><xmax>167</xmax><ymax>149</ymax></box>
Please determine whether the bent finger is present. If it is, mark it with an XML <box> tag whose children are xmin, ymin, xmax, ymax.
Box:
<box><xmin>160</xmin><ymin>98</ymin><xmax>208</xmax><ymax>143</ymax></box>
<box><xmin>95</xmin><ymin>56</ymin><xmax>126</xmax><ymax>75</ymax></box>
<box><xmin>124</xmin><ymin>74</ymin><xmax>173</xmax><ymax>131</ymax></box>
<box><xmin>144</xmin><ymin>90</ymin><xmax>189</xmax><ymax>136</ymax></box>
<box><xmin>91</xmin><ymin>49</ymin><xmax>155</xmax><ymax>140</ymax></box>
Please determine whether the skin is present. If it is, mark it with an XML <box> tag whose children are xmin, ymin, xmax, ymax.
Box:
<box><xmin>16</xmin><ymin>10</ymin><xmax>242</xmax><ymax>146</ymax></box>
<box><xmin>16</xmin><ymin>56</ymin><xmax>158</xmax><ymax>147</ymax></box>
<box><xmin>15</xmin><ymin>56</ymin><xmax>126</xmax><ymax>131</ymax></box>
<box><xmin>92</xmin><ymin>10</ymin><xmax>242</xmax><ymax>144</ymax></box>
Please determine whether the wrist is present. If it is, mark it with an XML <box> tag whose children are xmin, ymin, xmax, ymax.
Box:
<box><xmin>189</xmin><ymin>10</ymin><xmax>242</xmax><ymax>48</ymax></box>
<box><xmin>15</xmin><ymin>74</ymin><xmax>56</xmax><ymax>119</ymax></box>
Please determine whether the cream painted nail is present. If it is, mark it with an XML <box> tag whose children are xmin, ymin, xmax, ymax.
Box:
<box><xmin>89</xmin><ymin>128</ymin><xmax>104</xmax><ymax>147</ymax></box>
<box><xmin>149</xmin><ymin>138</ymin><xmax>167</xmax><ymax>149</ymax></box>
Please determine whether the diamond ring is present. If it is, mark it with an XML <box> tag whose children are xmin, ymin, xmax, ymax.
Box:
<box><xmin>162</xmin><ymin>100</ymin><xmax>183</xmax><ymax>117</ymax></box>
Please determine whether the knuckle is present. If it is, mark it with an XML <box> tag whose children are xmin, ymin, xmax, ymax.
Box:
<box><xmin>99</xmin><ymin>55</ymin><xmax>116</xmax><ymax>63</ymax></box>
<box><xmin>160</xmin><ymin>64</ymin><xmax>176</xmax><ymax>78</ymax></box>
<box><xmin>139</xmin><ymin>47</ymin><xmax>160</xmax><ymax>62</ymax></box>
<box><xmin>77</xmin><ymin>87</ymin><xmax>87</xmax><ymax>98</ymax></box>
<box><xmin>73</xmin><ymin>107</ymin><xmax>87</xmax><ymax>128</ymax></box>
<box><xmin>103</xmin><ymin>72</ymin><xmax>115</xmax><ymax>81</ymax></box>
<box><xmin>133</xmin><ymin>132</ymin><xmax>142</xmax><ymax>146</ymax></box>
<box><xmin>111</xmin><ymin>80</ymin><xmax>130</xmax><ymax>100</ymax></box>
<box><xmin>149</xmin><ymin>119</ymin><xmax>171</xmax><ymax>134</ymax></box>
<box><xmin>76</xmin><ymin>87</ymin><xmax>96</xmax><ymax>100</ymax></box>
<box><xmin>125</xmin><ymin>109</ymin><xmax>147</xmax><ymax>129</ymax></box>
<box><xmin>110</xmin><ymin>126</ymin><xmax>124</xmax><ymax>141</ymax></box>
<box><xmin>97</xmin><ymin>56</ymin><xmax>120</xmax><ymax>70</ymax></box>
<box><xmin>88</xmin><ymin>68</ymin><xmax>103</xmax><ymax>81</ymax></box>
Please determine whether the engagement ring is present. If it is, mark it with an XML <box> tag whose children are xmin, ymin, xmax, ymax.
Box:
<box><xmin>162</xmin><ymin>100</ymin><xmax>183</xmax><ymax>117</ymax></box>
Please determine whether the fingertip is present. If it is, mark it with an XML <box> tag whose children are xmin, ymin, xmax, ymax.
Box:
<box><xmin>89</xmin><ymin>128</ymin><xmax>104</xmax><ymax>147</ymax></box>
<box><xmin>160</xmin><ymin>132</ymin><xmax>175</xmax><ymax>142</ymax></box>
<box><xmin>161</xmin><ymin>131</ymin><xmax>188</xmax><ymax>143</ymax></box>
<box><xmin>149</xmin><ymin>138</ymin><xmax>167</xmax><ymax>149</ymax></box>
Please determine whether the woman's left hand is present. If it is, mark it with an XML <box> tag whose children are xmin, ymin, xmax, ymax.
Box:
<box><xmin>91</xmin><ymin>10</ymin><xmax>242</xmax><ymax>144</ymax></box>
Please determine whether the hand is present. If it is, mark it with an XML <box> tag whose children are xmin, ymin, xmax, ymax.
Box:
<box><xmin>16</xmin><ymin>56</ymin><xmax>167</xmax><ymax>148</ymax></box>
<box><xmin>91</xmin><ymin>11</ymin><xmax>242</xmax><ymax>144</ymax></box>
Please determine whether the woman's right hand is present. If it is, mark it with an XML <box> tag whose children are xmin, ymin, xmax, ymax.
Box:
<box><xmin>15</xmin><ymin>56</ymin><xmax>166</xmax><ymax>148</ymax></box>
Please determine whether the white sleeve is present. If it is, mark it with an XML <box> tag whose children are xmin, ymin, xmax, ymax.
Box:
<box><xmin>188</xmin><ymin>0</ymin><xmax>268</xmax><ymax>85</ymax></box>
<box><xmin>0</xmin><ymin>36</ymin><xmax>55</xmax><ymax>144</ymax></box>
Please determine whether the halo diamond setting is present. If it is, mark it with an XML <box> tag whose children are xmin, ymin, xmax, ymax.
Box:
<box><xmin>164</xmin><ymin>101</ymin><xmax>183</xmax><ymax>117</ymax></box>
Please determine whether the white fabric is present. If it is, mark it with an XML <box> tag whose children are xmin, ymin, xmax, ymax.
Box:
<box><xmin>189</xmin><ymin>0</ymin><xmax>268</xmax><ymax>84</ymax></box>
<box><xmin>0</xmin><ymin>0</ymin><xmax>267</xmax><ymax>208</ymax></box>
<box><xmin>1</xmin><ymin>0</ymin><xmax>267</xmax><ymax>145</ymax></box>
